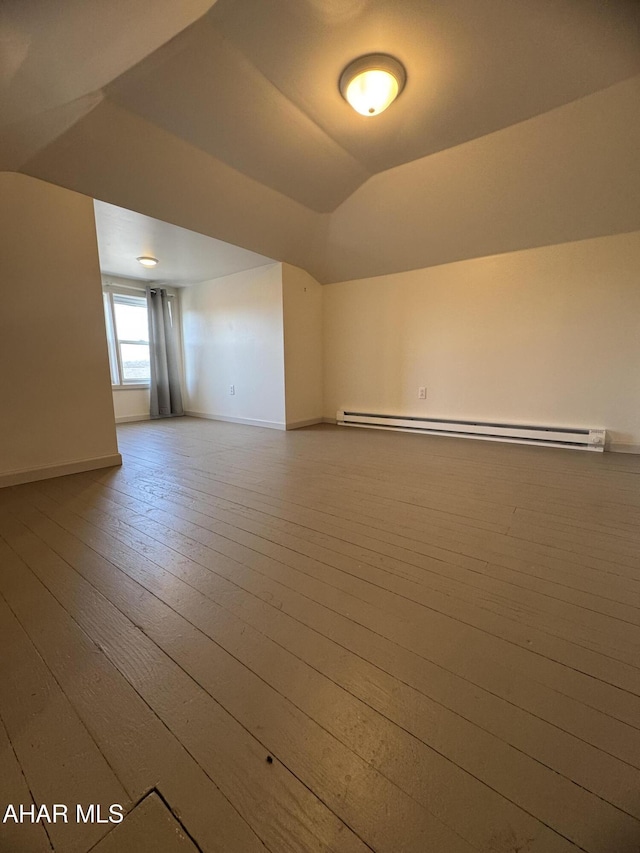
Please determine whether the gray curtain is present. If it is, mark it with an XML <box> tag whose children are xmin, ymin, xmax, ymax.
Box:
<box><xmin>147</xmin><ymin>287</ymin><xmax>184</xmax><ymax>418</ymax></box>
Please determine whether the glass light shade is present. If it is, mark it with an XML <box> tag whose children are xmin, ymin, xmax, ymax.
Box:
<box><xmin>345</xmin><ymin>69</ymin><xmax>399</xmax><ymax>116</ymax></box>
<box><xmin>137</xmin><ymin>256</ymin><xmax>158</xmax><ymax>267</ymax></box>
<box><xmin>340</xmin><ymin>54</ymin><xmax>406</xmax><ymax>117</ymax></box>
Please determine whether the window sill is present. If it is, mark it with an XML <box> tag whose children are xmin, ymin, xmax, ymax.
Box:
<box><xmin>112</xmin><ymin>384</ymin><xmax>150</xmax><ymax>391</ymax></box>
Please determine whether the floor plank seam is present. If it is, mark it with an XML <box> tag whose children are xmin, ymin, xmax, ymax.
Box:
<box><xmin>0</xmin><ymin>524</ymin><xmax>265</xmax><ymax>853</ymax></box>
<box><xmin>0</xmin><ymin>702</ymin><xmax>56</xmax><ymax>853</ymax></box>
<box><xmin>4</xmin><ymin>506</ymin><xmax>383</xmax><ymax>853</ymax></box>
<box><xmin>83</xmin><ymin>788</ymin><xmax>207</xmax><ymax>853</ymax></box>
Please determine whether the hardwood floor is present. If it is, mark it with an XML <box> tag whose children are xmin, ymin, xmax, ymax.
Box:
<box><xmin>1</xmin><ymin>417</ymin><xmax>640</xmax><ymax>853</ymax></box>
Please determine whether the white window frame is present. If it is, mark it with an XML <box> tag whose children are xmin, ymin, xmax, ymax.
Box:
<box><xmin>103</xmin><ymin>288</ymin><xmax>151</xmax><ymax>389</ymax></box>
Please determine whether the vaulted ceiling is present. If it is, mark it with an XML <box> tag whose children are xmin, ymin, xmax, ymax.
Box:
<box><xmin>2</xmin><ymin>0</ymin><xmax>640</xmax><ymax>282</ymax></box>
<box><xmin>94</xmin><ymin>200</ymin><xmax>274</xmax><ymax>285</ymax></box>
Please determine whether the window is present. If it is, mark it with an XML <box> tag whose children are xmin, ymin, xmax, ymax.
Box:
<box><xmin>103</xmin><ymin>291</ymin><xmax>151</xmax><ymax>386</ymax></box>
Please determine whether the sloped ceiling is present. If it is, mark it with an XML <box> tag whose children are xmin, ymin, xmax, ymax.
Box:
<box><xmin>0</xmin><ymin>0</ymin><xmax>217</xmax><ymax>166</ymax></box>
<box><xmin>3</xmin><ymin>0</ymin><xmax>640</xmax><ymax>282</ymax></box>
<box><xmin>95</xmin><ymin>200</ymin><xmax>274</xmax><ymax>285</ymax></box>
<box><xmin>106</xmin><ymin>0</ymin><xmax>640</xmax><ymax>211</ymax></box>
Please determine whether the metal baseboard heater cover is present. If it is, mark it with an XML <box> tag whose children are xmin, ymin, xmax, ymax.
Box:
<box><xmin>337</xmin><ymin>411</ymin><xmax>606</xmax><ymax>451</ymax></box>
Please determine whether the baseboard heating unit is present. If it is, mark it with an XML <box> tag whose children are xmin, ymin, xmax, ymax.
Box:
<box><xmin>337</xmin><ymin>411</ymin><xmax>606</xmax><ymax>451</ymax></box>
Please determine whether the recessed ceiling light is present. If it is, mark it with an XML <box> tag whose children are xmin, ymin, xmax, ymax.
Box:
<box><xmin>339</xmin><ymin>54</ymin><xmax>406</xmax><ymax>117</ymax></box>
<box><xmin>137</xmin><ymin>256</ymin><xmax>158</xmax><ymax>267</ymax></box>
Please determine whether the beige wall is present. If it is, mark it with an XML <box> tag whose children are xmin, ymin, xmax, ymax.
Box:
<box><xmin>181</xmin><ymin>263</ymin><xmax>323</xmax><ymax>430</ymax></box>
<box><xmin>181</xmin><ymin>264</ymin><xmax>286</xmax><ymax>428</ymax></box>
<box><xmin>0</xmin><ymin>172</ymin><xmax>120</xmax><ymax>485</ymax></box>
<box><xmin>323</xmin><ymin>232</ymin><xmax>640</xmax><ymax>450</ymax></box>
<box><xmin>112</xmin><ymin>388</ymin><xmax>151</xmax><ymax>423</ymax></box>
<box><xmin>282</xmin><ymin>264</ymin><xmax>323</xmax><ymax>427</ymax></box>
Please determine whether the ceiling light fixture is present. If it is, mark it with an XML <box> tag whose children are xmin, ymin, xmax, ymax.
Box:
<box><xmin>137</xmin><ymin>256</ymin><xmax>158</xmax><ymax>267</ymax></box>
<box><xmin>339</xmin><ymin>54</ymin><xmax>406</xmax><ymax>117</ymax></box>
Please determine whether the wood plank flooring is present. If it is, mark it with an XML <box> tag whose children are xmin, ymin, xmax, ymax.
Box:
<box><xmin>1</xmin><ymin>417</ymin><xmax>640</xmax><ymax>853</ymax></box>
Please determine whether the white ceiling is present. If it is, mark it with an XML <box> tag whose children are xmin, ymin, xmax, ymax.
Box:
<box><xmin>0</xmin><ymin>0</ymin><xmax>216</xmax><ymax>128</ymax></box>
<box><xmin>4</xmin><ymin>0</ymin><xmax>640</xmax><ymax>283</ymax></box>
<box><xmin>0</xmin><ymin>0</ymin><xmax>217</xmax><ymax>170</ymax></box>
<box><xmin>105</xmin><ymin>0</ymin><xmax>640</xmax><ymax>211</ymax></box>
<box><xmin>94</xmin><ymin>200</ymin><xmax>274</xmax><ymax>286</ymax></box>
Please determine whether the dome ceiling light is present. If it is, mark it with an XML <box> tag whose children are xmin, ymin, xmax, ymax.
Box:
<box><xmin>137</xmin><ymin>256</ymin><xmax>158</xmax><ymax>267</ymax></box>
<box><xmin>339</xmin><ymin>54</ymin><xmax>406</xmax><ymax>117</ymax></box>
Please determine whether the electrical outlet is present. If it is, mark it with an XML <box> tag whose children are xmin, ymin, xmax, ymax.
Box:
<box><xmin>418</xmin><ymin>386</ymin><xmax>426</xmax><ymax>399</ymax></box>
<box><xmin>229</xmin><ymin>385</ymin><xmax>235</xmax><ymax>395</ymax></box>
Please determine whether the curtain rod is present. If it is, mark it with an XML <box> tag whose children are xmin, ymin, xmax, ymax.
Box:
<box><xmin>102</xmin><ymin>282</ymin><xmax>175</xmax><ymax>297</ymax></box>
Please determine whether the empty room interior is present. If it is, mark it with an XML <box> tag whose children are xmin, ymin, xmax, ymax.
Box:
<box><xmin>2</xmin><ymin>1</ymin><xmax>640</xmax><ymax>851</ymax></box>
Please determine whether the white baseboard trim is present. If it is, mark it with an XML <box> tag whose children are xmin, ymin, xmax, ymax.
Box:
<box><xmin>0</xmin><ymin>453</ymin><xmax>123</xmax><ymax>489</ymax></box>
<box><xmin>116</xmin><ymin>414</ymin><xmax>151</xmax><ymax>423</ymax></box>
<box><xmin>608</xmin><ymin>442</ymin><xmax>640</xmax><ymax>454</ymax></box>
<box><xmin>322</xmin><ymin>416</ymin><xmax>337</xmax><ymax>424</ymax></box>
<box><xmin>286</xmin><ymin>418</ymin><xmax>324</xmax><ymax>430</ymax></box>
<box><xmin>185</xmin><ymin>411</ymin><xmax>286</xmax><ymax>430</ymax></box>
